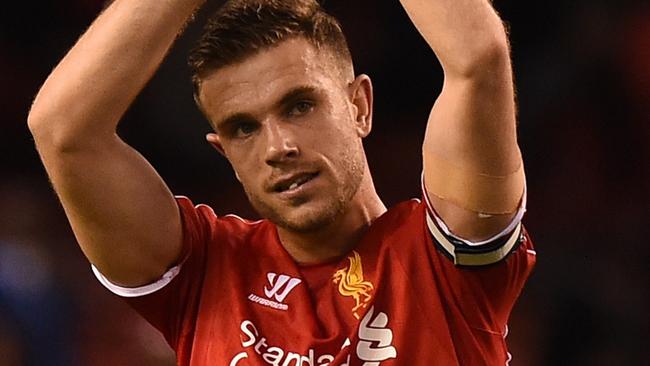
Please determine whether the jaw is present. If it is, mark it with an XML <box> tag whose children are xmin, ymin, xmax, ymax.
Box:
<box><xmin>268</xmin><ymin>163</ymin><xmax>387</xmax><ymax>264</ymax></box>
<box><xmin>253</xmin><ymin>188</ymin><xmax>347</xmax><ymax>233</ymax></box>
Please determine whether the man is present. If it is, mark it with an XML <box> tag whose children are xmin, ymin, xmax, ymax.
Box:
<box><xmin>28</xmin><ymin>0</ymin><xmax>535</xmax><ymax>364</ymax></box>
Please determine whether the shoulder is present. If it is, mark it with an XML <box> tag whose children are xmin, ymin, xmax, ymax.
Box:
<box><xmin>382</xmin><ymin>198</ymin><xmax>425</xmax><ymax>222</ymax></box>
<box><xmin>367</xmin><ymin>198</ymin><xmax>427</xmax><ymax>239</ymax></box>
<box><xmin>372</xmin><ymin>197</ymin><xmax>532</xmax><ymax>267</ymax></box>
<box><xmin>379</xmin><ymin>198</ymin><xmax>424</xmax><ymax>220</ymax></box>
<box><xmin>175</xmin><ymin>196</ymin><xmax>272</xmax><ymax>248</ymax></box>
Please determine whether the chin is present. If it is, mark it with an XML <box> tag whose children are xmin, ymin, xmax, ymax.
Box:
<box><xmin>281</xmin><ymin>210</ymin><xmax>339</xmax><ymax>233</ymax></box>
<box><xmin>257</xmin><ymin>197</ymin><xmax>346</xmax><ymax>233</ymax></box>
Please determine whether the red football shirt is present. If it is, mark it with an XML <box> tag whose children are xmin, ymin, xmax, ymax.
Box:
<box><xmin>94</xmin><ymin>194</ymin><xmax>535</xmax><ymax>365</ymax></box>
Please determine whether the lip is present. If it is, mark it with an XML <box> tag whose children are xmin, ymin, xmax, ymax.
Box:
<box><xmin>269</xmin><ymin>171</ymin><xmax>320</xmax><ymax>198</ymax></box>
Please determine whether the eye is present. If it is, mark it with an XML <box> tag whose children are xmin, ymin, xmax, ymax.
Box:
<box><xmin>288</xmin><ymin>100</ymin><xmax>314</xmax><ymax>117</ymax></box>
<box><xmin>233</xmin><ymin>121</ymin><xmax>259</xmax><ymax>138</ymax></box>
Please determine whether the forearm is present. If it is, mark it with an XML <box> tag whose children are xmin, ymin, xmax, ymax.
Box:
<box><xmin>403</xmin><ymin>0</ymin><xmax>519</xmax><ymax>169</ymax></box>
<box><xmin>28</xmin><ymin>0</ymin><xmax>205</xmax><ymax>147</ymax></box>
<box><xmin>399</xmin><ymin>0</ymin><xmax>509</xmax><ymax>78</ymax></box>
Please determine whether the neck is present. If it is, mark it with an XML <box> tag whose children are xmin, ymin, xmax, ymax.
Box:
<box><xmin>277</xmin><ymin>168</ymin><xmax>386</xmax><ymax>265</ymax></box>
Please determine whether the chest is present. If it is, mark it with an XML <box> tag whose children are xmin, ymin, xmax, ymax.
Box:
<box><xmin>190</xmin><ymin>234</ymin><xmax>464</xmax><ymax>365</ymax></box>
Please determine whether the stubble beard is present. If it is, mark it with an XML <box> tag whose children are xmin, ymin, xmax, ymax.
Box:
<box><xmin>245</xmin><ymin>149</ymin><xmax>366</xmax><ymax>233</ymax></box>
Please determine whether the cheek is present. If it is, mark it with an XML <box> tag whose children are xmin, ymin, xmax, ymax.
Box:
<box><xmin>320</xmin><ymin>128</ymin><xmax>363</xmax><ymax>178</ymax></box>
<box><xmin>316</xmin><ymin>107</ymin><xmax>356</xmax><ymax>140</ymax></box>
<box><xmin>225</xmin><ymin>137</ymin><xmax>265</xmax><ymax>163</ymax></box>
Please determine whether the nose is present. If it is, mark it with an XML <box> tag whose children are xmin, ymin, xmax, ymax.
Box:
<box><xmin>264</xmin><ymin>121</ymin><xmax>299</xmax><ymax>166</ymax></box>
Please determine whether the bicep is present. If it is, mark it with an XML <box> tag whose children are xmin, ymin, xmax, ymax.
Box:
<box><xmin>422</xmin><ymin>66</ymin><xmax>524</xmax><ymax>241</ymax></box>
<box><xmin>37</xmin><ymin>134</ymin><xmax>182</xmax><ymax>286</ymax></box>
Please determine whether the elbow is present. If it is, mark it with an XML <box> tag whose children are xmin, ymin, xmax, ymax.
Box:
<box><xmin>28</xmin><ymin>104</ymin><xmax>108</xmax><ymax>153</ymax></box>
<box><xmin>445</xmin><ymin>36</ymin><xmax>511</xmax><ymax>80</ymax></box>
<box><xmin>27</xmin><ymin>107</ymin><xmax>68</xmax><ymax>152</ymax></box>
<box><xmin>27</xmin><ymin>103</ymin><xmax>48</xmax><ymax>138</ymax></box>
<box><xmin>27</xmin><ymin>101</ymin><xmax>64</xmax><ymax>145</ymax></box>
<box><xmin>27</xmin><ymin>105</ymin><xmax>57</xmax><ymax>150</ymax></box>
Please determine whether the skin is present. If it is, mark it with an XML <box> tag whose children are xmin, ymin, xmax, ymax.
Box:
<box><xmin>28</xmin><ymin>0</ymin><xmax>205</xmax><ymax>286</ymax></box>
<box><xmin>198</xmin><ymin>38</ymin><xmax>386</xmax><ymax>263</ymax></box>
<box><xmin>401</xmin><ymin>0</ymin><xmax>522</xmax><ymax>240</ymax></box>
<box><xmin>28</xmin><ymin>0</ymin><xmax>522</xmax><ymax>287</ymax></box>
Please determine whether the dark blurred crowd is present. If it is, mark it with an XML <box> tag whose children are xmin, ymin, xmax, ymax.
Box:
<box><xmin>1</xmin><ymin>1</ymin><xmax>648</xmax><ymax>365</ymax></box>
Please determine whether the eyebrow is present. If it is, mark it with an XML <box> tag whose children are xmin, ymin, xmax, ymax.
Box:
<box><xmin>215</xmin><ymin>85</ymin><xmax>319</xmax><ymax>132</ymax></box>
<box><xmin>216</xmin><ymin>112</ymin><xmax>257</xmax><ymax>134</ymax></box>
<box><xmin>276</xmin><ymin>85</ymin><xmax>318</xmax><ymax>109</ymax></box>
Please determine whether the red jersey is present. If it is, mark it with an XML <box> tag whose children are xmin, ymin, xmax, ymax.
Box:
<box><xmin>94</xmin><ymin>194</ymin><xmax>535</xmax><ymax>365</ymax></box>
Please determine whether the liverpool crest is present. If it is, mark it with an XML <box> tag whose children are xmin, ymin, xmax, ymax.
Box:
<box><xmin>332</xmin><ymin>251</ymin><xmax>374</xmax><ymax>319</ymax></box>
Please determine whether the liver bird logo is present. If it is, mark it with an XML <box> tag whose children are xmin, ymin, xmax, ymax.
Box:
<box><xmin>332</xmin><ymin>251</ymin><xmax>374</xmax><ymax>319</ymax></box>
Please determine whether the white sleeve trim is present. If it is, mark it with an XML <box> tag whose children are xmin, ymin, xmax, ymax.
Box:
<box><xmin>91</xmin><ymin>264</ymin><xmax>182</xmax><ymax>298</ymax></box>
<box><xmin>426</xmin><ymin>214</ymin><xmax>523</xmax><ymax>266</ymax></box>
<box><xmin>422</xmin><ymin>173</ymin><xmax>527</xmax><ymax>246</ymax></box>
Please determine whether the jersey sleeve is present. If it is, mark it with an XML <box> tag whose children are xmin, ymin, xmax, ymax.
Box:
<box><xmin>420</xmin><ymin>177</ymin><xmax>536</xmax><ymax>334</ymax></box>
<box><xmin>421</xmin><ymin>174</ymin><xmax>528</xmax><ymax>266</ymax></box>
<box><xmin>91</xmin><ymin>196</ymin><xmax>216</xmax><ymax>348</ymax></box>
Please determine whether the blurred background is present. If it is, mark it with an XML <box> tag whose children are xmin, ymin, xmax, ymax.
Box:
<box><xmin>1</xmin><ymin>0</ymin><xmax>648</xmax><ymax>365</ymax></box>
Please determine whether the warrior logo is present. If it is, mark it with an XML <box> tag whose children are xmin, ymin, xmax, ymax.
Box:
<box><xmin>248</xmin><ymin>273</ymin><xmax>301</xmax><ymax>311</ymax></box>
<box><xmin>264</xmin><ymin>273</ymin><xmax>302</xmax><ymax>302</ymax></box>
<box><xmin>333</xmin><ymin>251</ymin><xmax>374</xmax><ymax>319</ymax></box>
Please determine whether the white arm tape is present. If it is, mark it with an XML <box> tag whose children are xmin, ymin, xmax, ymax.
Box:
<box><xmin>91</xmin><ymin>264</ymin><xmax>182</xmax><ymax>298</ymax></box>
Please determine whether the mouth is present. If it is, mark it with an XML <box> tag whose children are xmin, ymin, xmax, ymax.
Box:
<box><xmin>272</xmin><ymin>172</ymin><xmax>319</xmax><ymax>194</ymax></box>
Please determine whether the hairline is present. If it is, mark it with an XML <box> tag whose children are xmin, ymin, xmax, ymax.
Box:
<box><xmin>193</xmin><ymin>35</ymin><xmax>355</xmax><ymax>127</ymax></box>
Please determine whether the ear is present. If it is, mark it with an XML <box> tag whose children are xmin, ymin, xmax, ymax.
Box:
<box><xmin>206</xmin><ymin>133</ymin><xmax>226</xmax><ymax>157</ymax></box>
<box><xmin>348</xmin><ymin>74</ymin><xmax>374</xmax><ymax>138</ymax></box>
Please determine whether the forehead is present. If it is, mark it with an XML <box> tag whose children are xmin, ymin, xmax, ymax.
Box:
<box><xmin>198</xmin><ymin>38</ymin><xmax>342</xmax><ymax>121</ymax></box>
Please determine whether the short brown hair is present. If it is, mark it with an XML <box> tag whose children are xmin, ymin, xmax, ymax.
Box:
<box><xmin>188</xmin><ymin>0</ymin><xmax>353</xmax><ymax>97</ymax></box>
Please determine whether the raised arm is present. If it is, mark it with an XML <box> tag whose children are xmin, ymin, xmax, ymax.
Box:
<box><xmin>27</xmin><ymin>0</ymin><xmax>206</xmax><ymax>286</ymax></box>
<box><xmin>400</xmin><ymin>0</ymin><xmax>525</xmax><ymax>241</ymax></box>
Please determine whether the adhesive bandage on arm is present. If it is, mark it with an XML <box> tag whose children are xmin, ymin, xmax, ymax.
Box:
<box><xmin>423</xmin><ymin>152</ymin><xmax>526</xmax><ymax>215</ymax></box>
